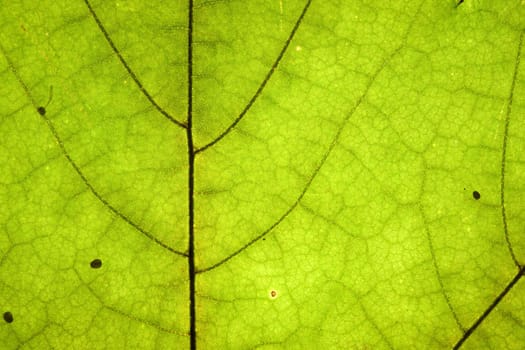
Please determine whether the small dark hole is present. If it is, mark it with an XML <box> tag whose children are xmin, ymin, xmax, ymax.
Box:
<box><xmin>90</xmin><ymin>259</ymin><xmax>102</xmax><ymax>269</ymax></box>
<box><xmin>37</xmin><ymin>106</ymin><xmax>46</xmax><ymax>116</ymax></box>
<box><xmin>3</xmin><ymin>311</ymin><xmax>13</xmax><ymax>323</ymax></box>
<box><xmin>473</xmin><ymin>191</ymin><xmax>481</xmax><ymax>200</ymax></box>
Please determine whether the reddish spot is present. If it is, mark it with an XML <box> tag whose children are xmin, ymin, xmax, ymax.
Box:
<box><xmin>270</xmin><ymin>290</ymin><xmax>277</xmax><ymax>298</ymax></box>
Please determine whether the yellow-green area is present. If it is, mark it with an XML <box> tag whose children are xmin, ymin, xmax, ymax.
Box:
<box><xmin>1</xmin><ymin>0</ymin><xmax>524</xmax><ymax>349</ymax></box>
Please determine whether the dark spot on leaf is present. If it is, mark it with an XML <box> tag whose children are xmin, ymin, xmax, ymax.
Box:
<box><xmin>37</xmin><ymin>106</ymin><xmax>46</xmax><ymax>116</ymax></box>
<box><xmin>90</xmin><ymin>259</ymin><xmax>102</xmax><ymax>269</ymax></box>
<box><xmin>473</xmin><ymin>191</ymin><xmax>480</xmax><ymax>200</ymax></box>
<box><xmin>3</xmin><ymin>311</ymin><xmax>13</xmax><ymax>323</ymax></box>
<box><xmin>456</xmin><ymin>0</ymin><xmax>464</xmax><ymax>7</ymax></box>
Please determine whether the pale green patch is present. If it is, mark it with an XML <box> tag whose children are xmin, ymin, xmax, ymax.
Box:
<box><xmin>1</xmin><ymin>0</ymin><xmax>524</xmax><ymax>349</ymax></box>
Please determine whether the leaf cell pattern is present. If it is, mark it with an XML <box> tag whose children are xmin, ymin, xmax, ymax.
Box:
<box><xmin>1</xmin><ymin>0</ymin><xmax>525</xmax><ymax>349</ymax></box>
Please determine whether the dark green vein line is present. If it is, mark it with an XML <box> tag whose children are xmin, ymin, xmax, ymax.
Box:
<box><xmin>452</xmin><ymin>266</ymin><xmax>525</xmax><ymax>349</ymax></box>
<box><xmin>78</xmin><ymin>273</ymin><xmax>186</xmax><ymax>336</ymax></box>
<box><xmin>299</xmin><ymin>202</ymin><xmax>356</xmax><ymax>238</ymax></box>
<box><xmin>194</xmin><ymin>0</ymin><xmax>312</xmax><ymax>154</ymax></box>
<box><xmin>500</xmin><ymin>29</ymin><xmax>523</xmax><ymax>268</ymax></box>
<box><xmin>197</xmin><ymin>46</ymin><xmax>402</xmax><ymax>274</ymax></box>
<box><xmin>186</xmin><ymin>0</ymin><xmax>197</xmax><ymax>349</ymax></box>
<box><xmin>0</xmin><ymin>44</ymin><xmax>187</xmax><ymax>258</ymax></box>
<box><xmin>419</xmin><ymin>205</ymin><xmax>464</xmax><ymax>332</ymax></box>
<box><xmin>105</xmin><ymin>305</ymin><xmax>185</xmax><ymax>335</ymax></box>
<box><xmin>83</xmin><ymin>0</ymin><xmax>187</xmax><ymax>129</ymax></box>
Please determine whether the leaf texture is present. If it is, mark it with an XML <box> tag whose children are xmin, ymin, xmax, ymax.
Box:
<box><xmin>1</xmin><ymin>0</ymin><xmax>525</xmax><ymax>349</ymax></box>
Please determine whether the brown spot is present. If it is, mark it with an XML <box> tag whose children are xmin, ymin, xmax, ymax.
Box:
<box><xmin>3</xmin><ymin>311</ymin><xmax>13</xmax><ymax>323</ymax></box>
<box><xmin>270</xmin><ymin>290</ymin><xmax>277</xmax><ymax>298</ymax></box>
<box><xmin>90</xmin><ymin>259</ymin><xmax>102</xmax><ymax>269</ymax></box>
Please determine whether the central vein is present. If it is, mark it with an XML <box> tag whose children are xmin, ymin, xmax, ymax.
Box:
<box><xmin>186</xmin><ymin>0</ymin><xmax>196</xmax><ymax>349</ymax></box>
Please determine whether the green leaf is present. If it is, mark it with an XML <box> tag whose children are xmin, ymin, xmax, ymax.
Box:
<box><xmin>1</xmin><ymin>0</ymin><xmax>525</xmax><ymax>349</ymax></box>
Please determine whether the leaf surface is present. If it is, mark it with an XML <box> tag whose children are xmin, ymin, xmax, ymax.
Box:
<box><xmin>1</xmin><ymin>0</ymin><xmax>525</xmax><ymax>349</ymax></box>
